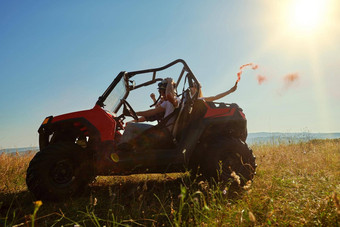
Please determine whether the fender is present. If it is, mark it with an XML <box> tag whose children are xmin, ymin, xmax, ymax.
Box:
<box><xmin>38</xmin><ymin>105</ymin><xmax>117</xmax><ymax>149</ymax></box>
<box><xmin>203</xmin><ymin>102</ymin><xmax>246</xmax><ymax>120</ymax></box>
<box><xmin>176</xmin><ymin>100</ymin><xmax>247</xmax><ymax>165</ymax></box>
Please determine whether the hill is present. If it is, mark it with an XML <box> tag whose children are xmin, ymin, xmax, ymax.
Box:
<box><xmin>247</xmin><ymin>132</ymin><xmax>340</xmax><ymax>144</ymax></box>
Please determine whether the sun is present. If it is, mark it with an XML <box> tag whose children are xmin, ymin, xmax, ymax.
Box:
<box><xmin>291</xmin><ymin>0</ymin><xmax>324</xmax><ymax>31</ymax></box>
<box><xmin>286</xmin><ymin>0</ymin><xmax>329</xmax><ymax>35</ymax></box>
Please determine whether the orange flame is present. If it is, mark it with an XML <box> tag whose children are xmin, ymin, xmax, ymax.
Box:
<box><xmin>236</xmin><ymin>63</ymin><xmax>258</xmax><ymax>83</ymax></box>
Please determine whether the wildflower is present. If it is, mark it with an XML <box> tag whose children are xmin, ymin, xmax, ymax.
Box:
<box><xmin>33</xmin><ymin>200</ymin><xmax>42</xmax><ymax>208</ymax></box>
<box><xmin>32</xmin><ymin>200</ymin><xmax>43</xmax><ymax>227</ymax></box>
<box><xmin>230</xmin><ymin>171</ymin><xmax>241</xmax><ymax>185</ymax></box>
<box><xmin>243</xmin><ymin>180</ymin><xmax>252</xmax><ymax>190</ymax></box>
<box><xmin>249</xmin><ymin>211</ymin><xmax>256</xmax><ymax>223</ymax></box>
<box><xmin>198</xmin><ymin>180</ymin><xmax>208</xmax><ymax>190</ymax></box>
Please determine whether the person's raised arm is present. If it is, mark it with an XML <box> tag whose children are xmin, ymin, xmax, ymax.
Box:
<box><xmin>203</xmin><ymin>82</ymin><xmax>237</xmax><ymax>102</ymax></box>
<box><xmin>150</xmin><ymin>93</ymin><xmax>157</xmax><ymax>103</ymax></box>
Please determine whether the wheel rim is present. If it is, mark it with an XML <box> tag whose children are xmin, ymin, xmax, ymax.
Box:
<box><xmin>51</xmin><ymin>159</ymin><xmax>74</xmax><ymax>185</ymax></box>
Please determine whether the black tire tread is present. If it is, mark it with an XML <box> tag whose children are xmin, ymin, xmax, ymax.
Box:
<box><xmin>199</xmin><ymin>137</ymin><xmax>256</xmax><ymax>186</ymax></box>
<box><xmin>26</xmin><ymin>142</ymin><xmax>93</xmax><ymax>201</ymax></box>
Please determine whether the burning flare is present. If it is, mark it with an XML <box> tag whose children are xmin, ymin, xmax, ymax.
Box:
<box><xmin>236</xmin><ymin>63</ymin><xmax>258</xmax><ymax>83</ymax></box>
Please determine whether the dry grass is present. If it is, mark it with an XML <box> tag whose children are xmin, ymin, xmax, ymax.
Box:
<box><xmin>0</xmin><ymin>139</ymin><xmax>339</xmax><ymax>226</ymax></box>
<box><xmin>0</xmin><ymin>151</ymin><xmax>35</xmax><ymax>193</ymax></box>
<box><xmin>243</xmin><ymin>139</ymin><xmax>340</xmax><ymax>226</ymax></box>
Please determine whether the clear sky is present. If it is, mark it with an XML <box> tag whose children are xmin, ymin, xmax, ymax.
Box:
<box><xmin>1</xmin><ymin>0</ymin><xmax>340</xmax><ymax>149</ymax></box>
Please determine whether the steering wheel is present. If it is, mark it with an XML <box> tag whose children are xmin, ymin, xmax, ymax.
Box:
<box><xmin>121</xmin><ymin>99</ymin><xmax>139</xmax><ymax>122</ymax></box>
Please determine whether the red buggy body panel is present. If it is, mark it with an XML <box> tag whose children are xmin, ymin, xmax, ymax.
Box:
<box><xmin>51</xmin><ymin>105</ymin><xmax>117</xmax><ymax>142</ymax></box>
<box><xmin>203</xmin><ymin>102</ymin><xmax>246</xmax><ymax>120</ymax></box>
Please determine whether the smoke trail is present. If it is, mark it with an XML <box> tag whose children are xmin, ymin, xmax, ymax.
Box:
<box><xmin>277</xmin><ymin>73</ymin><xmax>300</xmax><ymax>95</ymax></box>
<box><xmin>235</xmin><ymin>63</ymin><xmax>298</xmax><ymax>92</ymax></box>
<box><xmin>257</xmin><ymin>75</ymin><xmax>267</xmax><ymax>85</ymax></box>
<box><xmin>283</xmin><ymin>73</ymin><xmax>299</xmax><ymax>89</ymax></box>
<box><xmin>236</xmin><ymin>63</ymin><xmax>258</xmax><ymax>83</ymax></box>
<box><xmin>284</xmin><ymin>73</ymin><xmax>299</xmax><ymax>84</ymax></box>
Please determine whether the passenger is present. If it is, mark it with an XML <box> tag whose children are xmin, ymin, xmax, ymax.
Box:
<box><xmin>190</xmin><ymin>81</ymin><xmax>237</xmax><ymax>102</ymax></box>
<box><xmin>121</xmin><ymin>78</ymin><xmax>178</xmax><ymax>144</ymax></box>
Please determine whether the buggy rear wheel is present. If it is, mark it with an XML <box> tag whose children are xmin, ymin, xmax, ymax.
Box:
<box><xmin>199</xmin><ymin>137</ymin><xmax>256</xmax><ymax>187</ymax></box>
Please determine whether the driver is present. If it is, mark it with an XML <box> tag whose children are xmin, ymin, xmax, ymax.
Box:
<box><xmin>136</xmin><ymin>77</ymin><xmax>180</xmax><ymax>130</ymax></box>
<box><xmin>132</xmin><ymin>81</ymin><xmax>166</xmax><ymax>123</ymax></box>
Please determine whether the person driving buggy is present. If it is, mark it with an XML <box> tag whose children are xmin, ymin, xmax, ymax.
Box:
<box><xmin>131</xmin><ymin>80</ymin><xmax>166</xmax><ymax>123</ymax></box>
<box><xmin>135</xmin><ymin>77</ymin><xmax>180</xmax><ymax>129</ymax></box>
<box><xmin>119</xmin><ymin>77</ymin><xmax>180</xmax><ymax>149</ymax></box>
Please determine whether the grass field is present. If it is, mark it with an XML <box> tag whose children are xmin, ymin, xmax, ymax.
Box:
<box><xmin>1</xmin><ymin>139</ymin><xmax>339</xmax><ymax>226</ymax></box>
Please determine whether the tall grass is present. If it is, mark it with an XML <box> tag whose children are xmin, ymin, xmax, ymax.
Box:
<box><xmin>0</xmin><ymin>139</ymin><xmax>339</xmax><ymax>226</ymax></box>
<box><xmin>0</xmin><ymin>151</ymin><xmax>35</xmax><ymax>193</ymax></box>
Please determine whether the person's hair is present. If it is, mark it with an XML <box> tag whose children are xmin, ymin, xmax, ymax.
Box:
<box><xmin>198</xmin><ymin>87</ymin><xmax>203</xmax><ymax>98</ymax></box>
<box><xmin>191</xmin><ymin>82</ymin><xmax>203</xmax><ymax>98</ymax></box>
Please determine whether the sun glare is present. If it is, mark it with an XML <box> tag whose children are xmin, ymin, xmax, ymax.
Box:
<box><xmin>286</xmin><ymin>0</ymin><xmax>330</xmax><ymax>35</ymax></box>
<box><xmin>291</xmin><ymin>0</ymin><xmax>325</xmax><ymax>31</ymax></box>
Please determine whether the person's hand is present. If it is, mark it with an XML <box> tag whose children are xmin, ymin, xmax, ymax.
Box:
<box><xmin>230</xmin><ymin>82</ymin><xmax>238</xmax><ymax>92</ymax></box>
<box><xmin>150</xmin><ymin>93</ymin><xmax>156</xmax><ymax>99</ymax></box>
<box><xmin>165</xmin><ymin>77</ymin><xmax>174</xmax><ymax>85</ymax></box>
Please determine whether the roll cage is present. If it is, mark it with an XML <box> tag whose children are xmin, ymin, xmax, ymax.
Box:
<box><xmin>96</xmin><ymin>59</ymin><xmax>200</xmax><ymax>115</ymax></box>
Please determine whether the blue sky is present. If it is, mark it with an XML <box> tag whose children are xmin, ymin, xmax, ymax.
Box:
<box><xmin>1</xmin><ymin>0</ymin><xmax>340</xmax><ymax>148</ymax></box>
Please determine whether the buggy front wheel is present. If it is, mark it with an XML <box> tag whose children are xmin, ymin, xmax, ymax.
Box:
<box><xmin>26</xmin><ymin>142</ymin><xmax>94</xmax><ymax>201</ymax></box>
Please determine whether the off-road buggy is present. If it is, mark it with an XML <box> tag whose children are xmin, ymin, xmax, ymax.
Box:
<box><xmin>26</xmin><ymin>59</ymin><xmax>256</xmax><ymax>201</ymax></box>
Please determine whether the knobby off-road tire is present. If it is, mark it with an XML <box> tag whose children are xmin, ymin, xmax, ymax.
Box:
<box><xmin>26</xmin><ymin>142</ymin><xmax>93</xmax><ymax>201</ymax></box>
<box><xmin>199</xmin><ymin>137</ymin><xmax>256</xmax><ymax>187</ymax></box>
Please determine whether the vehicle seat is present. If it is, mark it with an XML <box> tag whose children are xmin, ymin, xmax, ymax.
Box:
<box><xmin>172</xmin><ymin>89</ymin><xmax>193</xmax><ymax>141</ymax></box>
<box><xmin>119</xmin><ymin>122</ymin><xmax>153</xmax><ymax>144</ymax></box>
<box><xmin>118</xmin><ymin>96</ymin><xmax>185</xmax><ymax>152</ymax></box>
